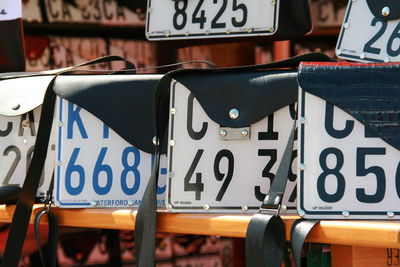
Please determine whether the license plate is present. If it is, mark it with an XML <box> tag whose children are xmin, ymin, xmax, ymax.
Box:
<box><xmin>0</xmin><ymin>107</ymin><xmax>55</xmax><ymax>197</ymax></box>
<box><xmin>54</xmin><ymin>97</ymin><xmax>167</xmax><ymax>208</ymax></box>
<box><xmin>299</xmin><ymin>91</ymin><xmax>400</xmax><ymax>219</ymax></box>
<box><xmin>311</xmin><ymin>0</ymin><xmax>346</xmax><ymax>28</ymax></box>
<box><xmin>51</xmin><ymin>37</ymin><xmax>110</xmax><ymax>70</ymax></box>
<box><xmin>146</xmin><ymin>0</ymin><xmax>278</xmax><ymax>40</ymax></box>
<box><xmin>166</xmin><ymin>81</ymin><xmax>297</xmax><ymax>213</ymax></box>
<box><xmin>0</xmin><ymin>0</ymin><xmax>21</xmax><ymax>20</ymax></box>
<box><xmin>22</xmin><ymin>0</ymin><xmax>41</xmax><ymax>21</ymax></box>
<box><xmin>44</xmin><ymin>0</ymin><xmax>145</xmax><ymax>26</ymax></box>
<box><xmin>336</xmin><ymin>0</ymin><xmax>400</xmax><ymax>62</ymax></box>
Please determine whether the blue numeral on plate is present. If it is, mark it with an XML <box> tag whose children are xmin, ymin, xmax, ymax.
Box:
<box><xmin>65</xmin><ymin>148</ymin><xmax>85</xmax><ymax>195</ymax></box>
<box><xmin>121</xmin><ymin>147</ymin><xmax>141</xmax><ymax>195</ymax></box>
<box><xmin>93</xmin><ymin>147</ymin><xmax>113</xmax><ymax>195</ymax></box>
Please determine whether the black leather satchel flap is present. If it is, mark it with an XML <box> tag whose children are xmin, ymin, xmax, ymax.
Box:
<box><xmin>172</xmin><ymin>70</ymin><xmax>298</xmax><ymax>128</ymax></box>
<box><xmin>299</xmin><ymin>62</ymin><xmax>400</xmax><ymax>150</ymax></box>
<box><xmin>53</xmin><ymin>74</ymin><xmax>162</xmax><ymax>154</ymax></box>
<box><xmin>367</xmin><ymin>0</ymin><xmax>400</xmax><ymax>21</ymax></box>
<box><xmin>0</xmin><ymin>75</ymin><xmax>54</xmax><ymax>116</ymax></box>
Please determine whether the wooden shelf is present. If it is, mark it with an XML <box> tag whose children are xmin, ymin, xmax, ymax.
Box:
<box><xmin>308</xmin><ymin>27</ymin><xmax>341</xmax><ymax>37</ymax></box>
<box><xmin>1</xmin><ymin>205</ymin><xmax>400</xmax><ymax>249</ymax></box>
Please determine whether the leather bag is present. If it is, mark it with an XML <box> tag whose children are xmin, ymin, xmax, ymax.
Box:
<box><xmin>135</xmin><ymin>53</ymin><xmax>334</xmax><ymax>267</ymax></box>
<box><xmin>292</xmin><ymin>61</ymin><xmax>400</xmax><ymax>266</ymax></box>
<box><xmin>0</xmin><ymin>56</ymin><xmax>170</xmax><ymax>267</ymax></box>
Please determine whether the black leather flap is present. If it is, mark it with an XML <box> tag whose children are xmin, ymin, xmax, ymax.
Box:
<box><xmin>367</xmin><ymin>0</ymin><xmax>400</xmax><ymax>21</ymax></box>
<box><xmin>53</xmin><ymin>74</ymin><xmax>162</xmax><ymax>154</ymax></box>
<box><xmin>0</xmin><ymin>75</ymin><xmax>54</xmax><ymax>116</ymax></box>
<box><xmin>299</xmin><ymin>62</ymin><xmax>400</xmax><ymax>150</ymax></box>
<box><xmin>173</xmin><ymin>70</ymin><xmax>298</xmax><ymax>128</ymax></box>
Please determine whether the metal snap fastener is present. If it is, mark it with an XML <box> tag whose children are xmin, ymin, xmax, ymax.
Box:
<box><xmin>382</xmin><ymin>6</ymin><xmax>390</xmax><ymax>17</ymax></box>
<box><xmin>220</xmin><ymin>130</ymin><xmax>227</xmax><ymax>137</ymax></box>
<box><xmin>153</xmin><ymin>136</ymin><xmax>158</xmax><ymax>146</ymax></box>
<box><xmin>12</xmin><ymin>104</ymin><xmax>20</xmax><ymax>110</ymax></box>
<box><xmin>229</xmin><ymin>109</ymin><xmax>239</xmax><ymax>120</ymax></box>
<box><xmin>21</xmin><ymin>120</ymin><xmax>30</xmax><ymax>129</ymax></box>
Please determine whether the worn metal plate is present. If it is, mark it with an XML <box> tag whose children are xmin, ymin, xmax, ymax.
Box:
<box><xmin>299</xmin><ymin>90</ymin><xmax>400</xmax><ymax>219</ymax></box>
<box><xmin>167</xmin><ymin>81</ymin><xmax>297</xmax><ymax>213</ymax></box>
<box><xmin>54</xmin><ymin>97</ymin><xmax>167</xmax><ymax>208</ymax></box>
<box><xmin>336</xmin><ymin>0</ymin><xmax>400</xmax><ymax>62</ymax></box>
<box><xmin>146</xmin><ymin>0</ymin><xmax>278</xmax><ymax>40</ymax></box>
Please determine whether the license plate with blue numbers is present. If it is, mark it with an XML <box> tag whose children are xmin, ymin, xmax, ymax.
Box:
<box><xmin>166</xmin><ymin>81</ymin><xmax>297</xmax><ymax>213</ymax></box>
<box><xmin>0</xmin><ymin>108</ymin><xmax>55</xmax><ymax>197</ymax></box>
<box><xmin>336</xmin><ymin>0</ymin><xmax>400</xmax><ymax>62</ymax></box>
<box><xmin>299</xmin><ymin>91</ymin><xmax>400</xmax><ymax>219</ymax></box>
<box><xmin>54</xmin><ymin>97</ymin><xmax>167</xmax><ymax>208</ymax></box>
<box><xmin>146</xmin><ymin>0</ymin><xmax>278</xmax><ymax>41</ymax></box>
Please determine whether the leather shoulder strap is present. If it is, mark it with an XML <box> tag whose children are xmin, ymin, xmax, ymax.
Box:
<box><xmin>290</xmin><ymin>219</ymin><xmax>320</xmax><ymax>267</ymax></box>
<box><xmin>246</xmin><ymin>121</ymin><xmax>296</xmax><ymax>267</ymax></box>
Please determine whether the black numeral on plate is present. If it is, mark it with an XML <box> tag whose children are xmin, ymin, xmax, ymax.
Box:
<box><xmin>362</xmin><ymin>17</ymin><xmax>400</xmax><ymax>58</ymax></box>
<box><xmin>184</xmin><ymin>149</ymin><xmax>204</xmax><ymax>201</ymax></box>
<box><xmin>192</xmin><ymin>0</ymin><xmax>206</xmax><ymax>29</ymax></box>
<box><xmin>363</xmin><ymin>18</ymin><xmax>387</xmax><ymax>55</ymax></box>
<box><xmin>214</xmin><ymin>150</ymin><xmax>234</xmax><ymax>201</ymax></box>
<box><xmin>173</xmin><ymin>0</ymin><xmax>188</xmax><ymax>30</ymax></box>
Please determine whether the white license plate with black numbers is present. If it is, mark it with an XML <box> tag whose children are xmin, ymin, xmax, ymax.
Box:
<box><xmin>146</xmin><ymin>0</ymin><xmax>278</xmax><ymax>40</ymax></box>
<box><xmin>336</xmin><ymin>0</ymin><xmax>400</xmax><ymax>62</ymax></box>
<box><xmin>166</xmin><ymin>81</ymin><xmax>297</xmax><ymax>213</ymax></box>
<box><xmin>54</xmin><ymin>97</ymin><xmax>167</xmax><ymax>208</ymax></box>
<box><xmin>44</xmin><ymin>0</ymin><xmax>144</xmax><ymax>26</ymax></box>
<box><xmin>299</xmin><ymin>91</ymin><xmax>400</xmax><ymax>219</ymax></box>
<box><xmin>0</xmin><ymin>108</ymin><xmax>55</xmax><ymax>197</ymax></box>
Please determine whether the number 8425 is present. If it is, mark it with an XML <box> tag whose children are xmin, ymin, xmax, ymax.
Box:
<box><xmin>173</xmin><ymin>0</ymin><xmax>248</xmax><ymax>30</ymax></box>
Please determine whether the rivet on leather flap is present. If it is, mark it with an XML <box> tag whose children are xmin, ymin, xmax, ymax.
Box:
<box><xmin>367</xmin><ymin>0</ymin><xmax>400</xmax><ymax>21</ymax></box>
<box><xmin>0</xmin><ymin>75</ymin><xmax>53</xmax><ymax>116</ymax></box>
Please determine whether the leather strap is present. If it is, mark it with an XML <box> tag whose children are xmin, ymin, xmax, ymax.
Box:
<box><xmin>1</xmin><ymin>78</ymin><xmax>56</xmax><ymax>267</ymax></box>
<box><xmin>1</xmin><ymin>55</ymin><xmax>136</xmax><ymax>267</ymax></box>
<box><xmin>245</xmin><ymin>121</ymin><xmax>296</xmax><ymax>267</ymax></box>
<box><xmin>0</xmin><ymin>55</ymin><xmax>136</xmax><ymax>80</ymax></box>
<box><xmin>290</xmin><ymin>219</ymin><xmax>320</xmax><ymax>267</ymax></box>
<box><xmin>246</xmin><ymin>214</ymin><xmax>285</xmax><ymax>267</ymax></box>
<box><xmin>34</xmin><ymin>174</ymin><xmax>57</xmax><ymax>267</ymax></box>
<box><xmin>135</xmin><ymin>151</ymin><xmax>160</xmax><ymax>267</ymax></box>
<box><xmin>34</xmin><ymin>210</ymin><xmax>58</xmax><ymax>267</ymax></box>
<box><xmin>134</xmin><ymin>53</ymin><xmax>334</xmax><ymax>267</ymax></box>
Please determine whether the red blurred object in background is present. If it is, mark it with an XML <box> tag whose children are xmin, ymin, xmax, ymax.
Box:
<box><xmin>24</xmin><ymin>36</ymin><xmax>49</xmax><ymax>61</ymax></box>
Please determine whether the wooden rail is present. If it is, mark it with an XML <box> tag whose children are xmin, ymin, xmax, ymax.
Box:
<box><xmin>1</xmin><ymin>205</ymin><xmax>399</xmax><ymax>249</ymax></box>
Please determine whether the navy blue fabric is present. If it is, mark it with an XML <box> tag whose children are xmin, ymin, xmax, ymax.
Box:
<box><xmin>299</xmin><ymin>63</ymin><xmax>400</xmax><ymax>151</ymax></box>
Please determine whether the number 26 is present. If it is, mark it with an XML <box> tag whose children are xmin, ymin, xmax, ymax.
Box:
<box><xmin>363</xmin><ymin>17</ymin><xmax>400</xmax><ymax>57</ymax></box>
